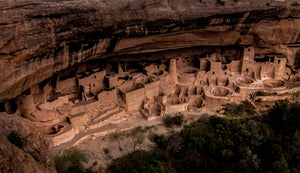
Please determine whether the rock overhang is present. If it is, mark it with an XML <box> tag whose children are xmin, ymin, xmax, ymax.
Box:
<box><xmin>0</xmin><ymin>0</ymin><xmax>300</xmax><ymax>102</ymax></box>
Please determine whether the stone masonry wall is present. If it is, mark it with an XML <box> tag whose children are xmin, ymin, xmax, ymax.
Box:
<box><xmin>125</xmin><ymin>88</ymin><xmax>144</xmax><ymax>111</ymax></box>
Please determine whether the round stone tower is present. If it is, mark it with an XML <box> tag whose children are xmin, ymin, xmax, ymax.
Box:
<box><xmin>169</xmin><ymin>59</ymin><xmax>177</xmax><ymax>74</ymax></box>
<box><xmin>16</xmin><ymin>94</ymin><xmax>36</xmax><ymax>119</ymax></box>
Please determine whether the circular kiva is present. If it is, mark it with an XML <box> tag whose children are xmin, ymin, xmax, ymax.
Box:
<box><xmin>263</xmin><ymin>79</ymin><xmax>285</xmax><ymax>88</ymax></box>
<box><xmin>236</xmin><ymin>77</ymin><xmax>254</xmax><ymax>86</ymax></box>
<box><xmin>211</xmin><ymin>87</ymin><xmax>230</xmax><ymax>97</ymax></box>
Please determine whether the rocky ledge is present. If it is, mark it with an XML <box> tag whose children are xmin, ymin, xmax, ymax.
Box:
<box><xmin>0</xmin><ymin>112</ymin><xmax>56</xmax><ymax>172</ymax></box>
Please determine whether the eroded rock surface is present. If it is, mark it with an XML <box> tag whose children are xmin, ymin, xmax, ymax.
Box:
<box><xmin>0</xmin><ymin>0</ymin><xmax>300</xmax><ymax>102</ymax></box>
<box><xmin>0</xmin><ymin>113</ymin><xmax>56</xmax><ymax>173</ymax></box>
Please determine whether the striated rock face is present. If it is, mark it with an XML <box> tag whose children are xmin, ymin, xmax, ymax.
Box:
<box><xmin>0</xmin><ymin>113</ymin><xmax>56</xmax><ymax>173</ymax></box>
<box><xmin>0</xmin><ymin>0</ymin><xmax>300</xmax><ymax>102</ymax></box>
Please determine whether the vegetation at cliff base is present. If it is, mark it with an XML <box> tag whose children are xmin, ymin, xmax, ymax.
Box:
<box><xmin>53</xmin><ymin>100</ymin><xmax>300</xmax><ymax>172</ymax></box>
<box><xmin>54</xmin><ymin>147</ymin><xmax>88</xmax><ymax>173</ymax></box>
<box><xmin>107</xmin><ymin>151</ymin><xmax>164</xmax><ymax>173</ymax></box>
<box><xmin>163</xmin><ymin>112</ymin><xmax>184</xmax><ymax>127</ymax></box>
<box><xmin>107</xmin><ymin>100</ymin><xmax>300</xmax><ymax>173</ymax></box>
<box><xmin>222</xmin><ymin>100</ymin><xmax>256</xmax><ymax>117</ymax></box>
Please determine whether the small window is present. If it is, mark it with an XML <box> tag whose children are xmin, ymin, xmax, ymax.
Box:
<box><xmin>278</xmin><ymin>60</ymin><xmax>281</xmax><ymax>63</ymax></box>
<box><xmin>93</xmin><ymin>84</ymin><xmax>95</xmax><ymax>87</ymax></box>
<box><xmin>225</xmin><ymin>72</ymin><xmax>227</xmax><ymax>75</ymax></box>
<box><xmin>248</xmin><ymin>48</ymin><xmax>250</xmax><ymax>51</ymax></box>
<box><xmin>94</xmin><ymin>76</ymin><xmax>96</xmax><ymax>78</ymax></box>
<box><xmin>246</xmin><ymin>68</ymin><xmax>249</xmax><ymax>72</ymax></box>
<box><xmin>212</xmin><ymin>72</ymin><xmax>215</xmax><ymax>75</ymax></box>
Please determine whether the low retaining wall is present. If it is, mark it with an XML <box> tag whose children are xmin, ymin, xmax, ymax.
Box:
<box><xmin>51</xmin><ymin>127</ymin><xmax>76</xmax><ymax>147</ymax></box>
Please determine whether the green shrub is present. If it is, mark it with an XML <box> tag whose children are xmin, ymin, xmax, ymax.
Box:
<box><xmin>173</xmin><ymin>112</ymin><xmax>184</xmax><ymax>125</ymax></box>
<box><xmin>107</xmin><ymin>150</ymin><xmax>165</xmax><ymax>173</ymax></box>
<box><xmin>240</xmin><ymin>100</ymin><xmax>256</xmax><ymax>114</ymax></box>
<box><xmin>7</xmin><ymin>130</ymin><xmax>27</xmax><ymax>148</ymax></box>
<box><xmin>54</xmin><ymin>147</ymin><xmax>88</xmax><ymax>173</ymax></box>
<box><xmin>67</xmin><ymin>165</ymin><xmax>85</xmax><ymax>173</ymax></box>
<box><xmin>179</xmin><ymin>116</ymin><xmax>262</xmax><ymax>172</ymax></box>
<box><xmin>163</xmin><ymin>115</ymin><xmax>173</xmax><ymax>127</ymax></box>
<box><xmin>223</xmin><ymin>100</ymin><xmax>255</xmax><ymax>117</ymax></box>
<box><xmin>223</xmin><ymin>102</ymin><xmax>241</xmax><ymax>116</ymax></box>
<box><xmin>163</xmin><ymin>113</ymin><xmax>184</xmax><ymax>127</ymax></box>
<box><xmin>268</xmin><ymin>99</ymin><xmax>300</xmax><ymax>135</ymax></box>
<box><xmin>129</xmin><ymin>126</ymin><xmax>152</xmax><ymax>137</ymax></box>
<box><xmin>271</xmin><ymin>155</ymin><xmax>290</xmax><ymax>173</ymax></box>
<box><xmin>152</xmin><ymin>134</ymin><xmax>168</xmax><ymax>149</ymax></box>
<box><xmin>245</xmin><ymin>120</ymin><xmax>262</xmax><ymax>151</ymax></box>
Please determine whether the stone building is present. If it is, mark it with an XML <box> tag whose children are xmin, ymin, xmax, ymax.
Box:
<box><xmin>9</xmin><ymin>45</ymin><xmax>299</xmax><ymax>149</ymax></box>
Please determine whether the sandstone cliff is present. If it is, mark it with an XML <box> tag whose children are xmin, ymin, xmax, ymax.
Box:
<box><xmin>0</xmin><ymin>113</ymin><xmax>56</xmax><ymax>173</ymax></box>
<box><xmin>0</xmin><ymin>0</ymin><xmax>299</xmax><ymax>102</ymax></box>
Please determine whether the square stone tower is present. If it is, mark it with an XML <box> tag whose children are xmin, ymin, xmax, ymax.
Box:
<box><xmin>241</xmin><ymin>46</ymin><xmax>255</xmax><ymax>75</ymax></box>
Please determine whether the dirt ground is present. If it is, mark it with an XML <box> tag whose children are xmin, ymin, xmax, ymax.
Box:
<box><xmin>74</xmin><ymin>110</ymin><xmax>218</xmax><ymax>172</ymax></box>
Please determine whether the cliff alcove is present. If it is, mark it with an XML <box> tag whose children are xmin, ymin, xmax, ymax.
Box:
<box><xmin>0</xmin><ymin>0</ymin><xmax>300</xmax><ymax>172</ymax></box>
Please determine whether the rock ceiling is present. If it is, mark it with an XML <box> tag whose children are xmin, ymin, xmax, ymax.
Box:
<box><xmin>0</xmin><ymin>0</ymin><xmax>300</xmax><ymax>102</ymax></box>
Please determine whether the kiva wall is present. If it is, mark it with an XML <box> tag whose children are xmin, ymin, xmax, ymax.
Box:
<box><xmin>164</xmin><ymin>103</ymin><xmax>187</xmax><ymax>114</ymax></box>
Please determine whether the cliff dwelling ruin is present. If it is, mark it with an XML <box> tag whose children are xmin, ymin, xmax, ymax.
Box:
<box><xmin>2</xmin><ymin>46</ymin><xmax>300</xmax><ymax>149</ymax></box>
<box><xmin>0</xmin><ymin>2</ymin><xmax>299</xmax><ymax>171</ymax></box>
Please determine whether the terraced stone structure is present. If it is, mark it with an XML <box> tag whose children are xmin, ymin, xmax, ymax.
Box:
<box><xmin>4</xmin><ymin>46</ymin><xmax>300</xmax><ymax>149</ymax></box>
